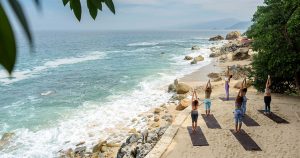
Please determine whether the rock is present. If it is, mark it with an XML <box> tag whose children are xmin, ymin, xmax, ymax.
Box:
<box><xmin>207</xmin><ymin>72</ymin><xmax>220</xmax><ymax>79</ymax></box>
<box><xmin>151</xmin><ymin>122</ymin><xmax>160</xmax><ymax>128</ymax></box>
<box><xmin>92</xmin><ymin>140</ymin><xmax>107</xmax><ymax>153</ymax></box>
<box><xmin>174</xmin><ymin>79</ymin><xmax>179</xmax><ymax>86</ymax></box>
<box><xmin>131</xmin><ymin>118</ymin><xmax>137</xmax><ymax>122</ymax></box>
<box><xmin>157</xmin><ymin>126</ymin><xmax>168</xmax><ymax>136</ymax></box>
<box><xmin>129</xmin><ymin>128</ymin><xmax>137</xmax><ymax>134</ymax></box>
<box><xmin>209</xmin><ymin>35</ymin><xmax>224</xmax><ymax>41</ymax></box>
<box><xmin>234</xmin><ymin>80</ymin><xmax>253</xmax><ymax>89</ymax></box>
<box><xmin>74</xmin><ymin>146</ymin><xmax>86</xmax><ymax>155</ymax></box>
<box><xmin>126</xmin><ymin>133</ymin><xmax>141</xmax><ymax>144</ymax></box>
<box><xmin>154</xmin><ymin>108</ymin><xmax>161</xmax><ymax>114</ymax></box>
<box><xmin>76</xmin><ymin>141</ymin><xmax>85</xmax><ymax>146</ymax></box>
<box><xmin>190</xmin><ymin>59</ymin><xmax>197</xmax><ymax>64</ymax></box>
<box><xmin>168</xmin><ymin>83</ymin><xmax>176</xmax><ymax>93</ymax></box>
<box><xmin>154</xmin><ymin>116</ymin><xmax>159</xmax><ymax>122</ymax></box>
<box><xmin>194</xmin><ymin>55</ymin><xmax>204</xmax><ymax>61</ymax></box>
<box><xmin>0</xmin><ymin>132</ymin><xmax>15</xmax><ymax>149</ymax></box>
<box><xmin>171</xmin><ymin>93</ymin><xmax>187</xmax><ymax>101</ymax></box>
<box><xmin>176</xmin><ymin>83</ymin><xmax>191</xmax><ymax>94</ymax></box>
<box><xmin>226</xmin><ymin>31</ymin><xmax>241</xmax><ymax>40</ymax></box>
<box><xmin>147</xmin><ymin>114</ymin><xmax>153</xmax><ymax>118</ymax></box>
<box><xmin>176</xmin><ymin>98</ymin><xmax>190</xmax><ymax>110</ymax></box>
<box><xmin>107</xmin><ymin>142</ymin><xmax>121</xmax><ymax>147</ymax></box>
<box><xmin>209</xmin><ymin>52</ymin><xmax>218</xmax><ymax>58</ymax></box>
<box><xmin>147</xmin><ymin>131</ymin><xmax>158</xmax><ymax>143</ymax></box>
<box><xmin>65</xmin><ymin>148</ymin><xmax>74</xmax><ymax>158</ymax></box>
<box><xmin>191</xmin><ymin>45</ymin><xmax>200</xmax><ymax>50</ymax></box>
<box><xmin>232</xmin><ymin>48</ymin><xmax>250</xmax><ymax>60</ymax></box>
<box><xmin>160</xmin><ymin>103</ymin><xmax>167</xmax><ymax>109</ymax></box>
<box><xmin>100</xmin><ymin>145</ymin><xmax>108</xmax><ymax>153</ymax></box>
<box><xmin>213</xmin><ymin>77</ymin><xmax>222</xmax><ymax>82</ymax></box>
<box><xmin>184</xmin><ymin>56</ymin><xmax>193</xmax><ymax>60</ymax></box>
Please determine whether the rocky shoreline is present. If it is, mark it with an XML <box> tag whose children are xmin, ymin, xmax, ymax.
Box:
<box><xmin>56</xmin><ymin>30</ymin><xmax>254</xmax><ymax>158</ymax></box>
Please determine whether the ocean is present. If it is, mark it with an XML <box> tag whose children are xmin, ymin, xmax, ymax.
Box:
<box><xmin>0</xmin><ymin>30</ymin><xmax>227</xmax><ymax>157</ymax></box>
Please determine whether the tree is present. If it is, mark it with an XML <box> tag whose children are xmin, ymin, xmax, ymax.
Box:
<box><xmin>246</xmin><ymin>0</ymin><xmax>300</xmax><ymax>93</ymax></box>
<box><xmin>0</xmin><ymin>0</ymin><xmax>115</xmax><ymax>75</ymax></box>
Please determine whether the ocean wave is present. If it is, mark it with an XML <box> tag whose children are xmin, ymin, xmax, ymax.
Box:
<box><xmin>0</xmin><ymin>51</ymin><xmax>106</xmax><ymax>85</ymax></box>
<box><xmin>127</xmin><ymin>42</ymin><xmax>159</xmax><ymax>47</ymax></box>
<box><xmin>0</xmin><ymin>71</ymin><xmax>174</xmax><ymax>157</ymax></box>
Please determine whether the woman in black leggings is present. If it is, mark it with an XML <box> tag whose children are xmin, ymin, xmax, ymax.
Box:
<box><xmin>264</xmin><ymin>75</ymin><xmax>271</xmax><ymax>114</ymax></box>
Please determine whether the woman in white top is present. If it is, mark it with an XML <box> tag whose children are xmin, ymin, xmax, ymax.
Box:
<box><xmin>264</xmin><ymin>75</ymin><xmax>271</xmax><ymax>114</ymax></box>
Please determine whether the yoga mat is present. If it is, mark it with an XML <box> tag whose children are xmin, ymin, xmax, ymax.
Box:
<box><xmin>243</xmin><ymin>114</ymin><xmax>260</xmax><ymax>126</ymax></box>
<box><xmin>219</xmin><ymin>97</ymin><xmax>235</xmax><ymax>101</ymax></box>
<box><xmin>230</xmin><ymin>129</ymin><xmax>262</xmax><ymax>151</ymax></box>
<box><xmin>258</xmin><ymin>110</ymin><xmax>289</xmax><ymax>124</ymax></box>
<box><xmin>201</xmin><ymin>114</ymin><xmax>222</xmax><ymax>129</ymax></box>
<box><xmin>187</xmin><ymin>126</ymin><xmax>209</xmax><ymax>146</ymax></box>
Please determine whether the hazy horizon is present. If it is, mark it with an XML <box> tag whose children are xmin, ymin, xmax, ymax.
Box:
<box><xmin>4</xmin><ymin>0</ymin><xmax>264</xmax><ymax>32</ymax></box>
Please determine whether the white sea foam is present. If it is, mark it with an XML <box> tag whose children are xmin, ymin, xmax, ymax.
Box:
<box><xmin>127</xmin><ymin>42</ymin><xmax>159</xmax><ymax>47</ymax></box>
<box><xmin>0</xmin><ymin>51</ymin><xmax>106</xmax><ymax>85</ymax></box>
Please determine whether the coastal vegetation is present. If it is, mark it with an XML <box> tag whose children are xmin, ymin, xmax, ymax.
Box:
<box><xmin>246</xmin><ymin>0</ymin><xmax>300</xmax><ymax>93</ymax></box>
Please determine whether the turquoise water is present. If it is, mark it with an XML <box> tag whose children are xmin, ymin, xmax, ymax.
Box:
<box><xmin>0</xmin><ymin>30</ymin><xmax>227</xmax><ymax>157</ymax></box>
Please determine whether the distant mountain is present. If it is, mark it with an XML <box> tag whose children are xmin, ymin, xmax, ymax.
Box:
<box><xmin>225</xmin><ymin>21</ymin><xmax>252</xmax><ymax>30</ymax></box>
<box><xmin>182</xmin><ymin>18</ymin><xmax>252</xmax><ymax>30</ymax></box>
<box><xmin>185</xmin><ymin>18</ymin><xmax>240</xmax><ymax>30</ymax></box>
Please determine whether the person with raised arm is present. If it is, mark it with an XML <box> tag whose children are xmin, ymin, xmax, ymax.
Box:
<box><xmin>234</xmin><ymin>89</ymin><xmax>244</xmax><ymax>133</ymax></box>
<box><xmin>191</xmin><ymin>89</ymin><xmax>199</xmax><ymax>133</ymax></box>
<box><xmin>225</xmin><ymin>66</ymin><xmax>233</xmax><ymax>100</ymax></box>
<box><xmin>264</xmin><ymin>75</ymin><xmax>272</xmax><ymax>114</ymax></box>
<box><xmin>241</xmin><ymin>78</ymin><xmax>248</xmax><ymax>116</ymax></box>
<box><xmin>204</xmin><ymin>79</ymin><xmax>212</xmax><ymax>116</ymax></box>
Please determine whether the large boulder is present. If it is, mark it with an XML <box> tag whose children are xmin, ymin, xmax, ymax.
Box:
<box><xmin>234</xmin><ymin>80</ymin><xmax>253</xmax><ymax>89</ymax></box>
<box><xmin>184</xmin><ymin>56</ymin><xmax>193</xmax><ymax>60</ymax></box>
<box><xmin>191</xmin><ymin>45</ymin><xmax>200</xmax><ymax>50</ymax></box>
<box><xmin>194</xmin><ymin>55</ymin><xmax>204</xmax><ymax>61</ymax></box>
<box><xmin>176</xmin><ymin>83</ymin><xmax>191</xmax><ymax>94</ymax></box>
<box><xmin>232</xmin><ymin>48</ymin><xmax>250</xmax><ymax>60</ymax></box>
<box><xmin>176</xmin><ymin>98</ymin><xmax>190</xmax><ymax>110</ymax></box>
<box><xmin>226</xmin><ymin>31</ymin><xmax>241</xmax><ymax>40</ymax></box>
<box><xmin>190</xmin><ymin>59</ymin><xmax>197</xmax><ymax>64</ymax></box>
<box><xmin>209</xmin><ymin>35</ymin><xmax>224</xmax><ymax>41</ymax></box>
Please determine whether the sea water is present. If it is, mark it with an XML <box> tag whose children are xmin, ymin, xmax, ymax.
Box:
<box><xmin>0</xmin><ymin>30</ymin><xmax>227</xmax><ymax>157</ymax></box>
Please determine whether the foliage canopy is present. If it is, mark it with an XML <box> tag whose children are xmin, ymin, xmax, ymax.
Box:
<box><xmin>246</xmin><ymin>0</ymin><xmax>300</xmax><ymax>93</ymax></box>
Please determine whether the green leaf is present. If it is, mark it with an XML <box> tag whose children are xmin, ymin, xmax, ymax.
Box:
<box><xmin>62</xmin><ymin>0</ymin><xmax>70</xmax><ymax>6</ymax></box>
<box><xmin>8</xmin><ymin>0</ymin><xmax>33</xmax><ymax>47</ymax></box>
<box><xmin>105</xmin><ymin>0</ymin><xmax>115</xmax><ymax>14</ymax></box>
<box><xmin>70</xmin><ymin>0</ymin><xmax>82</xmax><ymax>21</ymax></box>
<box><xmin>87</xmin><ymin>0</ymin><xmax>98</xmax><ymax>20</ymax></box>
<box><xmin>0</xmin><ymin>4</ymin><xmax>16</xmax><ymax>74</ymax></box>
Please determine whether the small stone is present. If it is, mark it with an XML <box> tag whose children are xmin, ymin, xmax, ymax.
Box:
<box><xmin>131</xmin><ymin>118</ymin><xmax>138</xmax><ymax>122</ymax></box>
<box><xmin>100</xmin><ymin>145</ymin><xmax>108</xmax><ymax>153</ymax></box>
<box><xmin>74</xmin><ymin>146</ymin><xmax>86</xmax><ymax>154</ymax></box>
<box><xmin>151</xmin><ymin>122</ymin><xmax>160</xmax><ymax>128</ymax></box>
<box><xmin>76</xmin><ymin>141</ymin><xmax>85</xmax><ymax>146</ymax></box>
<box><xmin>107</xmin><ymin>143</ymin><xmax>121</xmax><ymax>147</ymax></box>
<box><xmin>154</xmin><ymin>116</ymin><xmax>159</xmax><ymax>122</ymax></box>
<box><xmin>154</xmin><ymin>108</ymin><xmax>161</xmax><ymax>114</ymax></box>
<box><xmin>129</xmin><ymin>128</ymin><xmax>137</xmax><ymax>134</ymax></box>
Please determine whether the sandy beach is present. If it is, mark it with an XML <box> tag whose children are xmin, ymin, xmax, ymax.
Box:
<box><xmin>161</xmin><ymin>59</ymin><xmax>300</xmax><ymax>158</ymax></box>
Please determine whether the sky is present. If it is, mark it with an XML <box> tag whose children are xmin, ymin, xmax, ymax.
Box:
<box><xmin>5</xmin><ymin>0</ymin><xmax>264</xmax><ymax>31</ymax></box>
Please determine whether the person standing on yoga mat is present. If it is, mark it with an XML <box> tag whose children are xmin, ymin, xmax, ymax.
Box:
<box><xmin>234</xmin><ymin>89</ymin><xmax>244</xmax><ymax>133</ymax></box>
<box><xmin>241</xmin><ymin>78</ymin><xmax>248</xmax><ymax>116</ymax></box>
<box><xmin>204</xmin><ymin>79</ymin><xmax>212</xmax><ymax>116</ymax></box>
<box><xmin>191</xmin><ymin>90</ymin><xmax>199</xmax><ymax>133</ymax></box>
<box><xmin>264</xmin><ymin>75</ymin><xmax>272</xmax><ymax>114</ymax></box>
<box><xmin>225</xmin><ymin>66</ymin><xmax>233</xmax><ymax>100</ymax></box>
